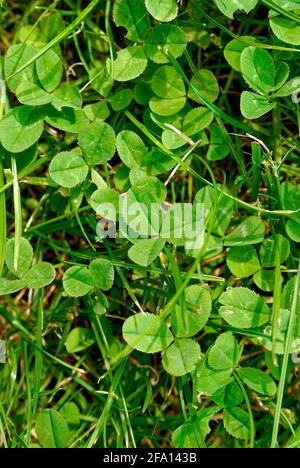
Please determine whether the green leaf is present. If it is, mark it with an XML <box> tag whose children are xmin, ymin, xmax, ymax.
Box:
<box><xmin>162</xmin><ymin>339</ymin><xmax>200</xmax><ymax>376</ymax></box>
<box><xmin>109</xmin><ymin>88</ymin><xmax>133</xmax><ymax>111</ymax></box>
<box><xmin>151</xmin><ymin>65</ymin><xmax>185</xmax><ymax>99</ymax></box>
<box><xmin>6</xmin><ymin>237</ymin><xmax>33</xmax><ymax>278</ymax></box>
<box><xmin>241</xmin><ymin>46</ymin><xmax>275</xmax><ymax>94</ymax></box>
<box><xmin>195</xmin><ymin>185</ymin><xmax>234</xmax><ymax>237</ymax></box>
<box><xmin>224</xmin><ymin>37</ymin><xmax>255</xmax><ymax>72</ymax></box>
<box><xmin>270</xmin><ymin>16</ymin><xmax>300</xmax><ymax>46</ymax></box>
<box><xmin>149</xmin><ymin>96</ymin><xmax>186</xmax><ymax>116</ymax></box>
<box><xmin>108</xmin><ymin>46</ymin><xmax>148</xmax><ymax>81</ymax></box>
<box><xmin>113</xmin><ymin>0</ymin><xmax>149</xmax><ymax>42</ymax></box>
<box><xmin>238</xmin><ymin>367</ymin><xmax>277</xmax><ymax>396</ymax></box>
<box><xmin>142</xmin><ymin>149</ymin><xmax>176</xmax><ymax>175</ymax></box>
<box><xmin>274</xmin><ymin>77</ymin><xmax>300</xmax><ymax>97</ymax></box>
<box><xmin>90</xmin><ymin>188</ymin><xmax>119</xmax><ymax>216</ymax></box>
<box><xmin>207</xmin><ymin>125</ymin><xmax>230</xmax><ymax>161</ymax></box>
<box><xmin>84</xmin><ymin>102</ymin><xmax>110</xmax><ymax>122</ymax></box>
<box><xmin>116</xmin><ymin>130</ymin><xmax>147</xmax><ymax>168</ymax></box>
<box><xmin>89</xmin><ymin>258</ymin><xmax>115</xmax><ymax>291</ymax></box>
<box><xmin>260</xmin><ymin>234</ymin><xmax>290</xmax><ymax>268</ymax></box>
<box><xmin>123</xmin><ymin>312</ymin><xmax>173</xmax><ymax>353</ymax></box>
<box><xmin>129</xmin><ymin>176</ymin><xmax>167</xmax><ymax>207</ymax></box>
<box><xmin>253</xmin><ymin>269</ymin><xmax>281</xmax><ymax>292</ymax></box>
<box><xmin>145</xmin><ymin>0</ymin><xmax>178</xmax><ymax>22</ymax></box>
<box><xmin>183</xmin><ymin>107</ymin><xmax>214</xmax><ymax>136</ymax></box>
<box><xmin>0</xmin><ymin>278</ymin><xmax>27</xmax><ymax>296</ymax></box>
<box><xmin>214</xmin><ymin>0</ymin><xmax>258</xmax><ymax>18</ymax></box>
<box><xmin>49</xmin><ymin>151</ymin><xmax>89</xmax><ymax>188</ymax></box>
<box><xmin>196</xmin><ymin>360</ymin><xmax>233</xmax><ymax>396</ymax></box>
<box><xmin>262</xmin><ymin>278</ymin><xmax>300</xmax><ymax>354</ymax></box>
<box><xmin>227</xmin><ymin>245</ymin><xmax>261</xmax><ymax>278</ymax></box>
<box><xmin>78</xmin><ymin>121</ymin><xmax>116</xmax><ymax>165</ymax></box>
<box><xmin>44</xmin><ymin>107</ymin><xmax>88</xmax><ymax>133</ymax></box>
<box><xmin>273</xmin><ymin>61</ymin><xmax>290</xmax><ymax>91</ymax></box>
<box><xmin>51</xmin><ymin>84</ymin><xmax>82</xmax><ymax>111</ymax></box>
<box><xmin>188</xmin><ymin>69</ymin><xmax>219</xmax><ymax>103</ymax></box>
<box><xmin>240</xmin><ymin>91</ymin><xmax>275</xmax><ymax>119</ymax></box>
<box><xmin>172</xmin><ymin>408</ymin><xmax>219</xmax><ymax>448</ymax></box>
<box><xmin>282</xmin><ymin>182</ymin><xmax>300</xmax><ymax>216</ymax></box>
<box><xmin>4</xmin><ymin>43</ymin><xmax>38</xmax><ymax>93</ymax></box>
<box><xmin>0</xmin><ymin>106</ymin><xmax>44</xmax><ymax>153</ymax></box>
<box><xmin>128</xmin><ymin>238</ymin><xmax>165</xmax><ymax>266</ymax></box>
<box><xmin>211</xmin><ymin>382</ymin><xmax>244</xmax><ymax>408</ymax></box>
<box><xmin>16</xmin><ymin>81</ymin><xmax>52</xmax><ymax>106</ymax></box>
<box><xmin>23</xmin><ymin>262</ymin><xmax>56</xmax><ymax>289</ymax></box>
<box><xmin>63</xmin><ymin>266</ymin><xmax>94</xmax><ymax>297</ymax></box>
<box><xmin>208</xmin><ymin>332</ymin><xmax>239</xmax><ymax>370</ymax></box>
<box><xmin>145</xmin><ymin>24</ymin><xmax>187</xmax><ymax>64</ymax></box>
<box><xmin>224</xmin><ymin>216</ymin><xmax>265</xmax><ymax>246</ymax></box>
<box><xmin>36</xmin><ymin>49</ymin><xmax>63</xmax><ymax>92</ymax></box>
<box><xmin>286</xmin><ymin>219</ymin><xmax>300</xmax><ymax>242</ymax></box>
<box><xmin>65</xmin><ymin>327</ymin><xmax>95</xmax><ymax>353</ymax></box>
<box><xmin>223</xmin><ymin>407</ymin><xmax>250</xmax><ymax>439</ymax></box>
<box><xmin>60</xmin><ymin>402</ymin><xmax>81</xmax><ymax>427</ymax></box>
<box><xmin>171</xmin><ymin>285</ymin><xmax>212</xmax><ymax>338</ymax></box>
<box><xmin>36</xmin><ymin>409</ymin><xmax>71</xmax><ymax>448</ymax></box>
<box><xmin>219</xmin><ymin>287</ymin><xmax>270</xmax><ymax>328</ymax></box>
<box><xmin>89</xmin><ymin>65</ymin><xmax>114</xmax><ymax>97</ymax></box>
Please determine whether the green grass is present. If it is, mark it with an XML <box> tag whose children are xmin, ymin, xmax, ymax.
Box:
<box><xmin>0</xmin><ymin>0</ymin><xmax>299</xmax><ymax>449</ymax></box>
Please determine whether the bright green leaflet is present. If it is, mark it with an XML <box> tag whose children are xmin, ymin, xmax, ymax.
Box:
<box><xmin>188</xmin><ymin>69</ymin><xmax>219</xmax><ymax>103</ymax></box>
<box><xmin>4</xmin><ymin>43</ymin><xmax>38</xmax><ymax>93</ymax></box>
<box><xmin>78</xmin><ymin>121</ymin><xmax>116</xmax><ymax>165</ymax></box>
<box><xmin>172</xmin><ymin>408</ymin><xmax>219</xmax><ymax>448</ymax></box>
<box><xmin>238</xmin><ymin>368</ymin><xmax>277</xmax><ymax>396</ymax></box>
<box><xmin>151</xmin><ymin>65</ymin><xmax>185</xmax><ymax>99</ymax></box>
<box><xmin>123</xmin><ymin>312</ymin><xmax>173</xmax><ymax>353</ymax></box>
<box><xmin>223</xmin><ymin>407</ymin><xmax>250</xmax><ymax>440</ymax></box>
<box><xmin>107</xmin><ymin>46</ymin><xmax>148</xmax><ymax>81</ymax></box>
<box><xmin>208</xmin><ymin>332</ymin><xmax>239</xmax><ymax>371</ymax></box>
<box><xmin>149</xmin><ymin>96</ymin><xmax>186</xmax><ymax>117</ymax></box>
<box><xmin>35</xmin><ymin>49</ymin><xmax>63</xmax><ymax>93</ymax></box>
<box><xmin>49</xmin><ymin>151</ymin><xmax>89</xmax><ymax>188</ymax></box>
<box><xmin>145</xmin><ymin>0</ymin><xmax>178</xmax><ymax>22</ymax></box>
<box><xmin>144</xmin><ymin>24</ymin><xmax>187</xmax><ymax>64</ymax></box>
<box><xmin>35</xmin><ymin>410</ymin><xmax>71</xmax><ymax>448</ymax></box>
<box><xmin>128</xmin><ymin>238</ymin><xmax>166</xmax><ymax>267</ymax></box>
<box><xmin>16</xmin><ymin>82</ymin><xmax>52</xmax><ymax>106</ymax></box>
<box><xmin>113</xmin><ymin>0</ymin><xmax>149</xmax><ymax>42</ymax></box>
<box><xmin>63</xmin><ymin>266</ymin><xmax>94</xmax><ymax>297</ymax></box>
<box><xmin>51</xmin><ymin>84</ymin><xmax>82</xmax><ymax>111</ymax></box>
<box><xmin>162</xmin><ymin>339</ymin><xmax>201</xmax><ymax>376</ymax></box>
<box><xmin>270</xmin><ymin>16</ymin><xmax>300</xmax><ymax>46</ymax></box>
<box><xmin>224</xmin><ymin>216</ymin><xmax>265</xmax><ymax>246</ymax></box>
<box><xmin>196</xmin><ymin>360</ymin><xmax>233</xmax><ymax>396</ymax></box>
<box><xmin>227</xmin><ymin>246</ymin><xmax>261</xmax><ymax>278</ymax></box>
<box><xmin>0</xmin><ymin>106</ymin><xmax>44</xmax><ymax>153</ymax></box>
<box><xmin>219</xmin><ymin>287</ymin><xmax>271</xmax><ymax>328</ymax></box>
<box><xmin>241</xmin><ymin>46</ymin><xmax>275</xmax><ymax>94</ymax></box>
<box><xmin>89</xmin><ymin>258</ymin><xmax>115</xmax><ymax>291</ymax></box>
<box><xmin>116</xmin><ymin>130</ymin><xmax>147</xmax><ymax>168</ymax></box>
<box><xmin>171</xmin><ymin>285</ymin><xmax>212</xmax><ymax>338</ymax></box>
<box><xmin>23</xmin><ymin>262</ymin><xmax>56</xmax><ymax>289</ymax></box>
<box><xmin>6</xmin><ymin>237</ymin><xmax>33</xmax><ymax>278</ymax></box>
<box><xmin>214</xmin><ymin>0</ymin><xmax>258</xmax><ymax>19</ymax></box>
<box><xmin>240</xmin><ymin>91</ymin><xmax>275</xmax><ymax>119</ymax></box>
